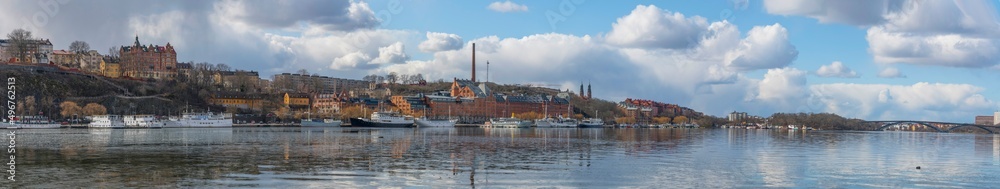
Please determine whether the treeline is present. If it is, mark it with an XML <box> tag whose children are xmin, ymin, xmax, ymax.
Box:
<box><xmin>768</xmin><ymin>112</ymin><xmax>874</xmax><ymax>130</ymax></box>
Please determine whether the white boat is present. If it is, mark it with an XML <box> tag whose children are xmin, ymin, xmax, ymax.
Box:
<box><xmin>3</xmin><ymin>116</ymin><xmax>61</xmax><ymax>129</ymax></box>
<box><xmin>164</xmin><ymin>112</ymin><xmax>233</xmax><ymax>128</ymax></box>
<box><xmin>578</xmin><ymin>118</ymin><xmax>604</xmax><ymax>128</ymax></box>
<box><xmin>89</xmin><ymin>115</ymin><xmax>126</xmax><ymax>129</ymax></box>
<box><xmin>123</xmin><ymin>115</ymin><xmax>164</xmax><ymax>128</ymax></box>
<box><xmin>349</xmin><ymin>111</ymin><xmax>415</xmax><ymax>127</ymax></box>
<box><xmin>301</xmin><ymin>118</ymin><xmax>343</xmax><ymax>127</ymax></box>
<box><xmin>415</xmin><ymin>118</ymin><xmax>458</xmax><ymax>127</ymax></box>
<box><xmin>485</xmin><ymin>118</ymin><xmax>532</xmax><ymax>128</ymax></box>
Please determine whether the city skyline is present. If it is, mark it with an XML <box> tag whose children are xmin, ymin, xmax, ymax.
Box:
<box><xmin>1</xmin><ymin>0</ymin><xmax>999</xmax><ymax>122</ymax></box>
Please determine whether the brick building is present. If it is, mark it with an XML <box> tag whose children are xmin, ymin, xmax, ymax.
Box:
<box><xmin>977</xmin><ymin>115</ymin><xmax>995</xmax><ymax>125</ymax></box>
<box><xmin>120</xmin><ymin>36</ymin><xmax>177</xmax><ymax>80</ymax></box>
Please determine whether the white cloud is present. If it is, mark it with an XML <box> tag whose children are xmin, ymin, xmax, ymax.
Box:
<box><xmin>877</xmin><ymin>67</ymin><xmax>906</xmax><ymax>78</ymax></box>
<box><xmin>724</xmin><ymin>24</ymin><xmax>799</xmax><ymax>71</ymax></box>
<box><xmin>216</xmin><ymin>0</ymin><xmax>379</xmax><ymax>31</ymax></box>
<box><xmin>330</xmin><ymin>51</ymin><xmax>372</xmax><ymax>70</ymax></box>
<box><xmin>815</xmin><ymin>61</ymin><xmax>859</xmax><ymax>78</ymax></box>
<box><xmin>605</xmin><ymin>5</ymin><xmax>709</xmax><ymax>49</ymax></box>
<box><xmin>371</xmin><ymin>42</ymin><xmax>410</xmax><ymax>64</ymax></box>
<box><xmin>487</xmin><ymin>1</ymin><xmax>528</xmax><ymax>13</ymax></box>
<box><xmin>419</xmin><ymin>32</ymin><xmax>464</xmax><ymax>52</ymax></box>
<box><xmin>810</xmin><ymin>83</ymin><xmax>995</xmax><ymax>121</ymax></box>
<box><xmin>758</xmin><ymin>67</ymin><xmax>808</xmax><ymax>106</ymax></box>
<box><xmin>765</xmin><ymin>0</ymin><xmax>1000</xmax><ymax>68</ymax></box>
<box><xmin>763</xmin><ymin>0</ymin><xmax>899</xmax><ymax>26</ymax></box>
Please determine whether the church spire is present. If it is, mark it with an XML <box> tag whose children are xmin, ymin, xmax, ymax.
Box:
<box><xmin>134</xmin><ymin>35</ymin><xmax>141</xmax><ymax>47</ymax></box>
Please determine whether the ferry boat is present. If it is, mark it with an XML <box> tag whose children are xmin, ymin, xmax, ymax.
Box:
<box><xmin>301</xmin><ymin>118</ymin><xmax>343</xmax><ymax>127</ymax></box>
<box><xmin>535</xmin><ymin>116</ymin><xmax>578</xmax><ymax>128</ymax></box>
<box><xmin>88</xmin><ymin>115</ymin><xmax>126</xmax><ymax>129</ymax></box>
<box><xmin>164</xmin><ymin>112</ymin><xmax>233</xmax><ymax>128</ymax></box>
<box><xmin>3</xmin><ymin>116</ymin><xmax>61</xmax><ymax>129</ymax></box>
<box><xmin>124</xmin><ymin>115</ymin><xmax>164</xmax><ymax>128</ymax></box>
<box><xmin>349</xmin><ymin>111</ymin><xmax>414</xmax><ymax>127</ymax></box>
<box><xmin>485</xmin><ymin>118</ymin><xmax>532</xmax><ymax>128</ymax></box>
<box><xmin>414</xmin><ymin>118</ymin><xmax>458</xmax><ymax>127</ymax></box>
<box><xmin>578</xmin><ymin>118</ymin><xmax>604</xmax><ymax>128</ymax></box>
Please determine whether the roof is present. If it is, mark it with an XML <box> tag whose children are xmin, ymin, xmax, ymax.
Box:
<box><xmin>455</xmin><ymin>79</ymin><xmax>489</xmax><ymax>97</ymax></box>
<box><xmin>285</xmin><ymin>93</ymin><xmax>310</xmax><ymax>98</ymax></box>
<box><xmin>218</xmin><ymin>70</ymin><xmax>259</xmax><ymax>76</ymax></box>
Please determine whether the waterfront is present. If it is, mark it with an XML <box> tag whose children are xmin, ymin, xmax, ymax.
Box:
<box><xmin>6</xmin><ymin>127</ymin><xmax>1000</xmax><ymax>188</ymax></box>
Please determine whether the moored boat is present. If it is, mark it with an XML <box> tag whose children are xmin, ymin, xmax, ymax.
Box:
<box><xmin>124</xmin><ymin>115</ymin><xmax>164</xmax><ymax>128</ymax></box>
<box><xmin>486</xmin><ymin>118</ymin><xmax>532</xmax><ymax>128</ymax></box>
<box><xmin>301</xmin><ymin>118</ymin><xmax>343</xmax><ymax>127</ymax></box>
<box><xmin>3</xmin><ymin>116</ymin><xmax>61</xmax><ymax>129</ymax></box>
<box><xmin>414</xmin><ymin>118</ymin><xmax>457</xmax><ymax>127</ymax></box>
<box><xmin>350</xmin><ymin>111</ymin><xmax>414</xmax><ymax>127</ymax></box>
<box><xmin>89</xmin><ymin>115</ymin><xmax>126</xmax><ymax>129</ymax></box>
<box><xmin>578</xmin><ymin>118</ymin><xmax>604</xmax><ymax>128</ymax></box>
<box><xmin>164</xmin><ymin>112</ymin><xmax>233</xmax><ymax>128</ymax></box>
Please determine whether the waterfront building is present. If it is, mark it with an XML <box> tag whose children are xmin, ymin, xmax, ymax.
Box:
<box><xmin>975</xmin><ymin>115</ymin><xmax>994</xmax><ymax>125</ymax></box>
<box><xmin>312</xmin><ymin>93</ymin><xmax>344</xmax><ymax>115</ymax></box>
<box><xmin>272</xmin><ymin>73</ymin><xmax>368</xmax><ymax>93</ymax></box>
<box><xmin>284</xmin><ymin>92</ymin><xmax>311</xmax><ymax>110</ymax></box>
<box><xmin>208</xmin><ymin>92</ymin><xmax>263</xmax><ymax>111</ymax></box>
<box><xmin>995</xmin><ymin>111</ymin><xmax>1000</xmax><ymax>126</ymax></box>
<box><xmin>0</xmin><ymin>38</ymin><xmax>53</xmax><ymax>64</ymax></box>
<box><xmin>119</xmin><ymin>36</ymin><xmax>177</xmax><ymax>80</ymax></box>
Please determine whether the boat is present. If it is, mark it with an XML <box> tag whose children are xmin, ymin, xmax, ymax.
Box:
<box><xmin>164</xmin><ymin>112</ymin><xmax>233</xmax><ymax>128</ymax></box>
<box><xmin>88</xmin><ymin>115</ymin><xmax>126</xmax><ymax>129</ymax></box>
<box><xmin>415</xmin><ymin>118</ymin><xmax>457</xmax><ymax>127</ymax></box>
<box><xmin>578</xmin><ymin>118</ymin><xmax>604</xmax><ymax>128</ymax></box>
<box><xmin>123</xmin><ymin>115</ymin><xmax>164</xmax><ymax>128</ymax></box>
<box><xmin>414</xmin><ymin>106</ymin><xmax>457</xmax><ymax>127</ymax></box>
<box><xmin>535</xmin><ymin>116</ymin><xmax>578</xmax><ymax>128</ymax></box>
<box><xmin>3</xmin><ymin>116</ymin><xmax>61</xmax><ymax>129</ymax></box>
<box><xmin>486</xmin><ymin>117</ymin><xmax>532</xmax><ymax>128</ymax></box>
<box><xmin>349</xmin><ymin>111</ymin><xmax>414</xmax><ymax>127</ymax></box>
<box><xmin>301</xmin><ymin>118</ymin><xmax>343</xmax><ymax>127</ymax></box>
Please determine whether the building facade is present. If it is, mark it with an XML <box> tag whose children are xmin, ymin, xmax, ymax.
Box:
<box><xmin>0</xmin><ymin>39</ymin><xmax>53</xmax><ymax>64</ymax></box>
<box><xmin>120</xmin><ymin>36</ymin><xmax>177</xmax><ymax>80</ymax></box>
<box><xmin>283</xmin><ymin>93</ymin><xmax>311</xmax><ymax>110</ymax></box>
<box><xmin>100</xmin><ymin>56</ymin><xmax>121</xmax><ymax>78</ymax></box>
<box><xmin>975</xmin><ymin>116</ymin><xmax>994</xmax><ymax>125</ymax></box>
<box><xmin>209</xmin><ymin>92</ymin><xmax>263</xmax><ymax>111</ymax></box>
<box><xmin>312</xmin><ymin>93</ymin><xmax>344</xmax><ymax>115</ymax></box>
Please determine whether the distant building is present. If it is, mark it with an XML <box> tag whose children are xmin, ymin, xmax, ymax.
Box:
<box><xmin>209</xmin><ymin>92</ymin><xmax>263</xmax><ymax>111</ymax></box>
<box><xmin>0</xmin><ymin>38</ymin><xmax>53</xmax><ymax>64</ymax></box>
<box><xmin>175</xmin><ymin>62</ymin><xmax>193</xmax><ymax>80</ymax></box>
<box><xmin>100</xmin><ymin>56</ymin><xmax>121</xmax><ymax>78</ymax></box>
<box><xmin>995</xmin><ymin>112</ymin><xmax>1000</xmax><ymax>125</ymax></box>
<box><xmin>272</xmin><ymin>73</ymin><xmax>368</xmax><ymax>93</ymax></box>
<box><xmin>975</xmin><ymin>115</ymin><xmax>994</xmax><ymax>125</ymax></box>
<box><xmin>52</xmin><ymin>50</ymin><xmax>75</xmax><ymax>68</ymax></box>
<box><xmin>729</xmin><ymin>111</ymin><xmax>748</xmax><ymax>122</ymax></box>
<box><xmin>312</xmin><ymin>93</ymin><xmax>344</xmax><ymax>115</ymax></box>
<box><xmin>214</xmin><ymin>70</ymin><xmax>261</xmax><ymax>92</ymax></box>
<box><xmin>120</xmin><ymin>36</ymin><xmax>177</xmax><ymax>80</ymax></box>
<box><xmin>80</xmin><ymin>50</ymin><xmax>102</xmax><ymax>73</ymax></box>
<box><xmin>283</xmin><ymin>92</ymin><xmax>311</xmax><ymax>110</ymax></box>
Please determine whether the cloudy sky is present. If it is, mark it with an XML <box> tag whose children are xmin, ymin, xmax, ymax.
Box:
<box><xmin>2</xmin><ymin>0</ymin><xmax>999</xmax><ymax>122</ymax></box>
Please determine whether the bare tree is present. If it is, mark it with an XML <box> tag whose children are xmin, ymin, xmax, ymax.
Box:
<box><xmin>5</xmin><ymin>29</ymin><xmax>34</xmax><ymax>62</ymax></box>
<box><xmin>387</xmin><ymin>72</ymin><xmax>398</xmax><ymax>84</ymax></box>
<box><xmin>69</xmin><ymin>41</ymin><xmax>90</xmax><ymax>54</ymax></box>
<box><xmin>297</xmin><ymin>69</ymin><xmax>309</xmax><ymax>75</ymax></box>
<box><xmin>216</xmin><ymin>63</ymin><xmax>231</xmax><ymax>72</ymax></box>
<box><xmin>107</xmin><ymin>46</ymin><xmax>120</xmax><ymax>58</ymax></box>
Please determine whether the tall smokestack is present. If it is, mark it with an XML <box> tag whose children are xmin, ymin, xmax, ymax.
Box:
<box><xmin>472</xmin><ymin>43</ymin><xmax>476</xmax><ymax>82</ymax></box>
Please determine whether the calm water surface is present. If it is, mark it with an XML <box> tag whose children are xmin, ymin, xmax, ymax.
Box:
<box><xmin>5</xmin><ymin>127</ymin><xmax>1000</xmax><ymax>188</ymax></box>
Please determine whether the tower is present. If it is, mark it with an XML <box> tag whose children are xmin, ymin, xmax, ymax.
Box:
<box><xmin>579</xmin><ymin>82</ymin><xmax>584</xmax><ymax>99</ymax></box>
<box><xmin>587</xmin><ymin>81</ymin><xmax>592</xmax><ymax>99</ymax></box>
<box><xmin>472</xmin><ymin>43</ymin><xmax>476</xmax><ymax>82</ymax></box>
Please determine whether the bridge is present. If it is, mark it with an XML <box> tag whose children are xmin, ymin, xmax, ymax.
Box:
<box><xmin>865</xmin><ymin>120</ymin><xmax>1000</xmax><ymax>134</ymax></box>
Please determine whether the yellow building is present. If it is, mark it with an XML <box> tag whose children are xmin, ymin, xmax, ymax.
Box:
<box><xmin>99</xmin><ymin>57</ymin><xmax>121</xmax><ymax>78</ymax></box>
<box><xmin>209</xmin><ymin>92</ymin><xmax>263</xmax><ymax>111</ymax></box>
<box><xmin>284</xmin><ymin>93</ymin><xmax>311</xmax><ymax>110</ymax></box>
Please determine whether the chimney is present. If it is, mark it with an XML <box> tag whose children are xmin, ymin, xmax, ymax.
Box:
<box><xmin>472</xmin><ymin>43</ymin><xmax>476</xmax><ymax>82</ymax></box>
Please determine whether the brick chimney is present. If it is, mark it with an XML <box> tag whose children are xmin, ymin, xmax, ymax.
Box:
<box><xmin>472</xmin><ymin>43</ymin><xmax>476</xmax><ymax>82</ymax></box>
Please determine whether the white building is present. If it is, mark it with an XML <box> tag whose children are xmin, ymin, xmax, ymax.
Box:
<box><xmin>994</xmin><ymin>111</ymin><xmax>999</xmax><ymax>126</ymax></box>
<box><xmin>0</xmin><ymin>38</ymin><xmax>53</xmax><ymax>64</ymax></box>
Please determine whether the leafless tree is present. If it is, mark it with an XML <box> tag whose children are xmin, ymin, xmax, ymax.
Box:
<box><xmin>5</xmin><ymin>29</ymin><xmax>33</xmax><ymax>62</ymax></box>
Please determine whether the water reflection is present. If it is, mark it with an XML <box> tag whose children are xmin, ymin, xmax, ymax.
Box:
<box><xmin>5</xmin><ymin>128</ymin><xmax>1000</xmax><ymax>188</ymax></box>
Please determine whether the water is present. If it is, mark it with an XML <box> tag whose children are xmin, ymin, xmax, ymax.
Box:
<box><xmin>4</xmin><ymin>128</ymin><xmax>1000</xmax><ymax>188</ymax></box>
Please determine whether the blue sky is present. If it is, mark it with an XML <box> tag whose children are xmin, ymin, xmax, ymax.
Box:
<box><xmin>1</xmin><ymin>0</ymin><xmax>999</xmax><ymax>122</ymax></box>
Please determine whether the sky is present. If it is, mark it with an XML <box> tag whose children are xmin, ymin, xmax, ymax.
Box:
<box><xmin>1</xmin><ymin>0</ymin><xmax>999</xmax><ymax>122</ymax></box>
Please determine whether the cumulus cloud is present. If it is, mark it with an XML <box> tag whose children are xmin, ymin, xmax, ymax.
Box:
<box><xmin>372</xmin><ymin>42</ymin><xmax>410</xmax><ymax>64</ymax></box>
<box><xmin>757</xmin><ymin>68</ymin><xmax>808</xmax><ymax>107</ymax></box>
<box><xmin>330</xmin><ymin>51</ymin><xmax>373</xmax><ymax>70</ymax></box>
<box><xmin>877</xmin><ymin>67</ymin><xmax>906</xmax><ymax>78</ymax></box>
<box><xmin>763</xmin><ymin>0</ymin><xmax>900</xmax><ymax>26</ymax></box>
<box><xmin>810</xmin><ymin>83</ymin><xmax>995</xmax><ymax>121</ymax></box>
<box><xmin>724</xmin><ymin>24</ymin><xmax>799</xmax><ymax>71</ymax></box>
<box><xmin>216</xmin><ymin>0</ymin><xmax>379</xmax><ymax>31</ymax></box>
<box><xmin>605</xmin><ymin>5</ymin><xmax>709</xmax><ymax>49</ymax></box>
<box><xmin>487</xmin><ymin>1</ymin><xmax>528</xmax><ymax>13</ymax></box>
<box><xmin>419</xmin><ymin>32</ymin><xmax>464</xmax><ymax>52</ymax></box>
<box><xmin>815</xmin><ymin>61</ymin><xmax>859</xmax><ymax>78</ymax></box>
<box><xmin>764</xmin><ymin>0</ymin><xmax>1000</xmax><ymax>68</ymax></box>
